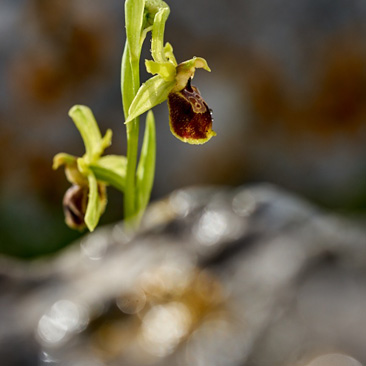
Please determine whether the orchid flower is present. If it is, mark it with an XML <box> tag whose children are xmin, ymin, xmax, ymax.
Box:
<box><xmin>53</xmin><ymin>105</ymin><xmax>127</xmax><ymax>231</ymax></box>
<box><xmin>125</xmin><ymin>5</ymin><xmax>216</xmax><ymax>144</ymax></box>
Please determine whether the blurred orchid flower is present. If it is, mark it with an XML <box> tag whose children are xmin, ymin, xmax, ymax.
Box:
<box><xmin>53</xmin><ymin>105</ymin><xmax>127</xmax><ymax>231</ymax></box>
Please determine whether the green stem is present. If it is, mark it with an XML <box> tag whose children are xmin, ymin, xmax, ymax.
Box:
<box><xmin>123</xmin><ymin>54</ymin><xmax>141</xmax><ymax>223</ymax></box>
<box><xmin>125</xmin><ymin>122</ymin><xmax>139</xmax><ymax>220</ymax></box>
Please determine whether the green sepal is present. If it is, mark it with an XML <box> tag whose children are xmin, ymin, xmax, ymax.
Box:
<box><xmin>136</xmin><ymin>111</ymin><xmax>156</xmax><ymax>217</ymax></box>
<box><xmin>125</xmin><ymin>0</ymin><xmax>145</xmax><ymax>61</ymax></box>
<box><xmin>125</xmin><ymin>75</ymin><xmax>175</xmax><ymax>123</ymax></box>
<box><xmin>89</xmin><ymin>155</ymin><xmax>127</xmax><ymax>192</ymax></box>
<box><xmin>68</xmin><ymin>105</ymin><xmax>111</xmax><ymax>163</ymax></box>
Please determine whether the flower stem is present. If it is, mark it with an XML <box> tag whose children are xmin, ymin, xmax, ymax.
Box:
<box><xmin>123</xmin><ymin>53</ymin><xmax>141</xmax><ymax>224</ymax></box>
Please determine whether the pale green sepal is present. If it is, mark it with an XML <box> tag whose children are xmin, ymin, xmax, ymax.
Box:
<box><xmin>85</xmin><ymin>173</ymin><xmax>100</xmax><ymax>232</ymax></box>
<box><xmin>173</xmin><ymin>57</ymin><xmax>211</xmax><ymax>92</ymax></box>
<box><xmin>145</xmin><ymin>60</ymin><xmax>176</xmax><ymax>81</ymax></box>
<box><xmin>89</xmin><ymin>155</ymin><xmax>127</xmax><ymax>192</ymax></box>
<box><xmin>125</xmin><ymin>0</ymin><xmax>145</xmax><ymax>61</ymax></box>
<box><xmin>151</xmin><ymin>7</ymin><xmax>170</xmax><ymax>62</ymax></box>
<box><xmin>68</xmin><ymin>105</ymin><xmax>102</xmax><ymax>162</ymax></box>
<box><xmin>52</xmin><ymin>153</ymin><xmax>76</xmax><ymax>170</ymax></box>
<box><xmin>136</xmin><ymin>111</ymin><xmax>156</xmax><ymax>217</ymax></box>
<box><xmin>125</xmin><ymin>75</ymin><xmax>175</xmax><ymax>123</ymax></box>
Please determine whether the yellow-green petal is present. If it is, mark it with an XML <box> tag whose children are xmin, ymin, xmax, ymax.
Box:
<box><xmin>145</xmin><ymin>60</ymin><xmax>176</xmax><ymax>81</ymax></box>
<box><xmin>52</xmin><ymin>153</ymin><xmax>76</xmax><ymax>170</ymax></box>
<box><xmin>173</xmin><ymin>57</ymin><xmax>211</xmax><ymax>92</ymax></box>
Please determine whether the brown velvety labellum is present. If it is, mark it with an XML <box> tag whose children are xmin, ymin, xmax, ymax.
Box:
<box><xmin>168</xmin><ymin>79</ymin><xmax>215</xmax><ymax>144</ymax></box>
<box><xmin>63</xmin><ymin>184</ymin><xmax>88</xmax><ymax>230</ymax></box>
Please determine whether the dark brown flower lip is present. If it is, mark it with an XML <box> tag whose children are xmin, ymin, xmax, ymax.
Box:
<box><xmin>168</xmin><ymin>79</ymin><xmax>216</xmax><ymax>144</ymax></box>
<box><xmin>63</xmin><ymin>185</ymin><xmax>88</xmax><ymax>230</ymax></box>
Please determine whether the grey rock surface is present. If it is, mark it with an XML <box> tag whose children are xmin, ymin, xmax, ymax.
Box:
<box><xmin>1</xmin><ymin>184</ymin><xmax>366</xmax><ymax>366</ymax></box>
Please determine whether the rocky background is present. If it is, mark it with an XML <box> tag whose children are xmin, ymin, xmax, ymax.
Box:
<box><xmin>1</xmin><ymin>185</ymin><xmax>366</xmax><ymax>365</ymax></box>
<box><xmin>1</xmin><ymin>0</ymin><xmax>366</xmax><ymax>257</ymax></box>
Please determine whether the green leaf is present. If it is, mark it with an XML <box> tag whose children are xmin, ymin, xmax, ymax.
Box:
<box><xmin>125</xmin><ymin>0</ymin><xmax>145</xmax><ymax>61</ymax></box>
<box><xmin>125</xmin><ymin>75</ymin><xmax>175</xmax><ymax>123</ymax></box>
<box><xmin>136</xmin><ymin>110</ymin><xmax>156</xmax><ymax>216</ymax></box>
<box><xmin>68</xmin><ymin>105</ymin><xmax>103</xmax><ymax>162</ymax></box>
<box><xmin>89</xmin><ymin>155</ymin><xmax>127</xmax><ymax>192</ymax></box>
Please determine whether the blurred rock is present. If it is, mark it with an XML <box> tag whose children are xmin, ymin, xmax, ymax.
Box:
<box><xmin>0</xmin><ymin>184</ymin><xmax>366</xmax><ymax>366</ymax></box>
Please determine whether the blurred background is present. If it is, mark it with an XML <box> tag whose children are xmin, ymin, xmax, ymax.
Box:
<box><xmin>1</xmin><ymin>0</ymin><xmax>366</xmax><ymax>258</ymax></box>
